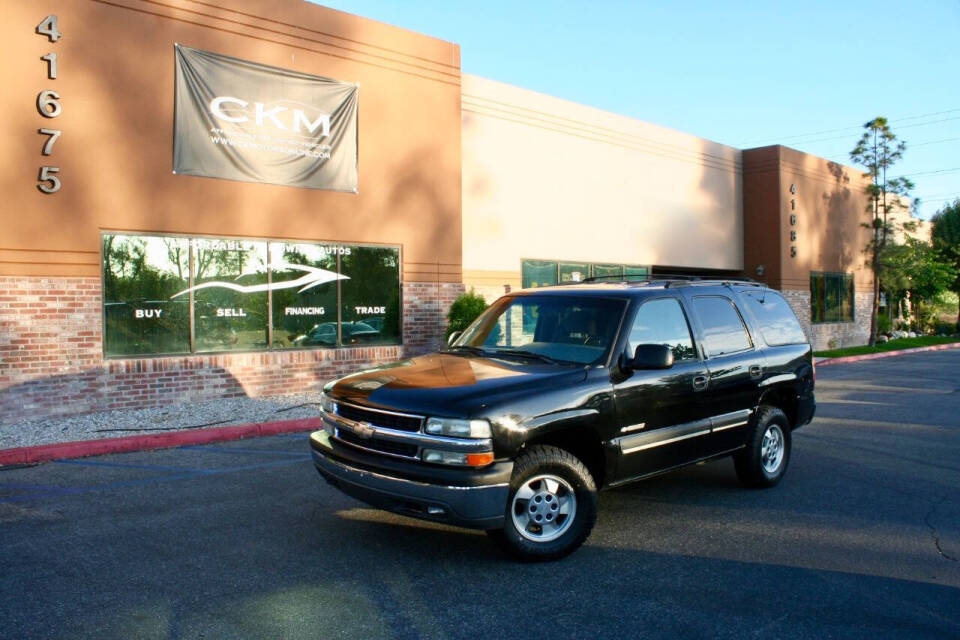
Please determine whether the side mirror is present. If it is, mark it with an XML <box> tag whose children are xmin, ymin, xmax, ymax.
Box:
<box><xmin>447</xmin><ymin>330</ymin><xmax>462</xmax><ymax>346</ymax></box>
<box><xmin>625</xmin><ymin>343</ymin><xmax>674</xmax><ymax>370</ymax></box>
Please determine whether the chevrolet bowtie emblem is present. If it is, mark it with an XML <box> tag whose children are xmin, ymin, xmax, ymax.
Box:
<box><xmin>353</xmin><ymin>422</ymin><xmax>375</xmax><ymax>439</ymax></box>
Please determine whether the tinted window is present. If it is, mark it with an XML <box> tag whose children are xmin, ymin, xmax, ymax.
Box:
<box><xmin>339</xmin><ymin>246</ymin><xmax>401</xmax><ymax>345</ymax></box>
<box><xmin>693</xmin><ymin>296</ymin><xmax>753</xmax><ymax>356</ymax></box>
<box><xmin>811</xmin><ymin>272</ymin><xmax>854</xmax><ymax>323</ymax></box>
<box><xmin>456</xmin><ymin>295</ymin><xmax>626</xmax><ymax>365</ymax></box>
<box><xmin>627</xmin><ymin>298</ymin><xmax>697</xmax><ymax>361</ymax></box>
<box><xmin>102</xmin><ymin>234</ymin><xmax>191</xmax><ymax>356</ymax></box>
<box><xmin>741</xmin><ymin>291</ymin><xmax>807</xmax><ymax>346</ymax></box>
<box><xmin>193</xmin><ymin>239</ymin><xmax>269</xmax><ymax>353</ymax></box>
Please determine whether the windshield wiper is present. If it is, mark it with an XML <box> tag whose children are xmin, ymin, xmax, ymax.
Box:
<box><xmin>442</xmin><ymin>345</ymin><xmax>488</xmax><ymax>356</ymax></box>
<box><xmin>488</xmin><ymin>349</ymin><xmax>568</xmax><ymax>365</ymax></box>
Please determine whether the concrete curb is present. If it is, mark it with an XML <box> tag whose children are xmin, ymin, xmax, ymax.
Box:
<box><xmin>816</xmin><ymin>341</ymin><xmax>960</xmax><ymax>367</ymax></box>
<box><xmin>0</xmin><ymin>416</ymin><xmax>322</xmax><ymax>467</ymax></box>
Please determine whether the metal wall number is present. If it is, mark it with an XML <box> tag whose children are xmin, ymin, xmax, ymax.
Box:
<box><xmin>38</xmin><ymin>128</ymin><xmax>61</xmax><ymax>155</ymax></box>
<box><xmin>41</xmin><ymin>52</ymin><xmax>57</xmax><ymax>79</ymax></box>
<box><xmin>35</xmin><ymin>15</ymin><xmax>61</xmax><ymax>194</ymax></box>
<box><xmin>37</xmin><ymin>166</ymin><xmax>61</xmax><ymax>193</ymax></box>
<box><xmin>36</xmin><ymin>15</ymin><xmax>61</xmax><ymax>42</ymax></box>
<box><xmin>37</xmin><ymin>90</ymin><xmax>61</xmax><ymax>117</ymax></box>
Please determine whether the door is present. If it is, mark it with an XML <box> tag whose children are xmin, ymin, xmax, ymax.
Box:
<box><xmin>612</xmin><ymin>297</ymin><xmax>712</xmax><ymax>481</ymax></box>
<box><xmin>688</xmin><ymin>294</ymin><xmax>765</xmax><ymax>453</ymax></box>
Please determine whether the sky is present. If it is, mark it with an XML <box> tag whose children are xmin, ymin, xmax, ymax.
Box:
<box><xmin>314</xmin><ymin>0</ymin><xmax>959</xmax><ymax>220</ymax></box>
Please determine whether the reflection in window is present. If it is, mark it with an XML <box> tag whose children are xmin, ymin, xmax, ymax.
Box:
<box><xmin>193</xmin><ymin>239</ymin><xmax>269</xmax><ymax>352</ymax></box>
<box><xmin>591</xmin><ymin>264</ymin><xmax>622</xmax><ymax>279</ymax></box>
<box><xmin>559</xmin><ymin>262</ymin><xmax>589</xmax><ymax>283</ymax></box>
<box><xmin>339</xmin><ymin>246</ymin><xmax>401</xmax><ymax>346</ymax></box>
<box><xmin>103</xmin><ymin>235</ymin><xmax>190</xmax><ymax>356</ymax></box>
<box><xmin>692</xmin><ymin>296</ymin><xmax>753</xmax><ymax>356</ymax></box>
<box><xmin>741</xmin><ymin>291</ymin><xmax>807</xmax><ymax>346</ymax></box>
<box><xmin>271</xmin><ymin>243</ymin><xmax>339</xmax><ymax>348</ymax></box>
<box><xmin>810</xmin><ymin>272</ymin><xmax>854</xmax><ymax>323</ymax></box>
<box><xmin>522</xmin><ymin>259</ymin><xmax>650</xmax><ymax>288</ymax></box>
<box><xmin>101</xmin><ymin>233</ymin><xmax>403</xmax><ymax>356</ymax></box>
<box><xmin>627</xmin><ymin>298</ymin><xmax>697</xmax><ymax>361</ymax></box>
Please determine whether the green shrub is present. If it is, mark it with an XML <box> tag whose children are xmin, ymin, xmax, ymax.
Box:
<box><xmin>877</xmin><ymin>313</ymin><xmax>892</xmax><ymax>335</ymax></box>
<box><xmin>445</xmin><ymin>289</ymin><xmax>488</xmax><ymax>339</ymax></box>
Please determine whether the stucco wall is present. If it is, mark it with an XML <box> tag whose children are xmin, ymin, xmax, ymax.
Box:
<box><xmin>461</xmin><ymin>74</ymin><xmax>743</xmax><ymax>287</ymax></box>
<box><xmin>0</xmin><ymin>0</ymin><xmax>463</xmax><ymax>285</ymax></box>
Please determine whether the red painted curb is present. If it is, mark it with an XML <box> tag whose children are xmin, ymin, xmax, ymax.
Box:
<box><xmin>816</xmin><ymin>341</ymin><xmax>960</xmax><ymax>367</ymax></box>
<box><xmin>0</xmin><ymin>416</ymin><xmax>322</xmax><ymax>467</ymax></box>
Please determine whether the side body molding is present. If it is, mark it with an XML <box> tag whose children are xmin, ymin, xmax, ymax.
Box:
<box><xmin>614</xmin><ymin>409</ymin><xmax>752</xmax><ymax>454</ymax></box>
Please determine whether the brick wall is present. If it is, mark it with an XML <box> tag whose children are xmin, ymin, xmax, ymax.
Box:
<box><xmin>0</xmin><ymin>277</ymin><xmax>462</xmax><ymax>424</ymax></box>
<box><xmin>781</xmin><ymin>288</ymin><xmax>873</xmax><ymax>351</ymax></box>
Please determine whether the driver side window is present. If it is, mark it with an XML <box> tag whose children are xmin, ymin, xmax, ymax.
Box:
<box><xmin>627</xmin><ymin>298</ymin><xmax>697</xmax><ymax>361</ymax></box>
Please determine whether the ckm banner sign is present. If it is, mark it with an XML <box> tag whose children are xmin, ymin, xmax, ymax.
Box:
<box><xmin>173</xmin><ymin>44</ymin><xmax>358</xmax><ymax>192</ymax></box>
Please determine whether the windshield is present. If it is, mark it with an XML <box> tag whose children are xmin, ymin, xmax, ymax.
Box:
<box><xmin>451</xmin><ymin>295</ymin><xmax>627</xmax><ymax>365</ymax></box>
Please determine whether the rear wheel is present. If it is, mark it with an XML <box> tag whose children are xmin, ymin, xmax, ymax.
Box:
<box><xmin>487</xmin><ymin>445</ymin><xmax>597</xmax><ymax>561</ymax></box>
<box><xmin>734</xmin><ymin>405</ymin><xmax>791</xmax><ymax>488</ymax></box>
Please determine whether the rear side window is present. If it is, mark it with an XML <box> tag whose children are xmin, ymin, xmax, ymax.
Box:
<box><xmin>692</xmin><ymin>296</ymin><xmax>752</xmax><ymax>356</ymax></box>
<box><xmin>627</xmin><ymin>298</ymin><xmax>697</xmax><ymax>361</ymax></box>
<box><xmin>741</xmin><ymin>290</ymin><xmax>807</xmax><ymax>346</ymax></box>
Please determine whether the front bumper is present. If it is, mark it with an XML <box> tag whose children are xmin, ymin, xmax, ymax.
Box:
<box><xmin>311</xmin><ymin>431</ymin><xmax>511</xmax><ymax>530</ymax></box>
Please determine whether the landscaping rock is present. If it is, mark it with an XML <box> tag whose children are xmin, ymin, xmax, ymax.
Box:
<box><xmin>876</xmin><ymin>335</ymin><xmax>889</xmax><ymax>344</ymax></box>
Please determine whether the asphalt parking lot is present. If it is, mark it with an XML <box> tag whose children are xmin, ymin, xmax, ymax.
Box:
<box><xmin>2</xmin><ymin>351</ymin><xmax>959</xmax><ymax>639</ymax></box>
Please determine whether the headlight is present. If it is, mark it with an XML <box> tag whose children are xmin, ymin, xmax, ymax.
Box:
<box><xmin>320</xmin><ymin>392</ymin><xmax>337</xmax><ymax>415</ymax></box>
<box><xmin>424</xmin><ymin>417</ymin><xmax>491</xmax><ymax>438</ymax></box>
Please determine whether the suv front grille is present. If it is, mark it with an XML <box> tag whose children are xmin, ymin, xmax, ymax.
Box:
<box><xmin>335</xmin><ymin>430</ymin><xmax>420</xmax><ymax>458</ymax></box>
<box><xmin>336</xmin><ymin>403</ymin><xmax>423</xmax><ymax>432</ymax></box>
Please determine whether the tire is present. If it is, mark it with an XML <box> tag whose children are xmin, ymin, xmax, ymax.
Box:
<box><xmin>734</xmin><ymin>405</ymin><xmax>791</xmax><ymax>488</ymax></box>
<box><xmin>486</xmin><ymin>445</ymin><xmax>598</xmax><ymax>561</ymax></box>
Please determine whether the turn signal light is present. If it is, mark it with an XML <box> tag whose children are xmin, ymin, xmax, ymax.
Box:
<box><xmin>466</xmin><ymin>452</ymin><xmax>494</xmax><ymax>467</ymax></box>
<box><xmin>421</xmin><ymin>449</ymin><xmax>494</xmax><ymax>467</ymax></box>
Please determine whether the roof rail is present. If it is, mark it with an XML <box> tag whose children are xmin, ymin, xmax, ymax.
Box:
<box><xmin>576</xmin><ymin>273</ymin><xmax>768</xmax><ymax>288</ymax></box>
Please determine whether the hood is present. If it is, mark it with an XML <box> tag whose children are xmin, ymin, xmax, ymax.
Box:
<box><xmin>328</xmin><ymin>352</ymin><xmax>587</xmax><ymax>418</ymax></box>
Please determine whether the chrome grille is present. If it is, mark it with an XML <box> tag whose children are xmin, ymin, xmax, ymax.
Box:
<box><xmin>335</xmin><ymin>402</ymin><xmax>423</xmax><ymax>432</ymax></box>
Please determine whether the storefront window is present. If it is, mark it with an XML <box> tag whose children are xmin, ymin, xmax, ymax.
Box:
<box><xmin>810</xmin><ymin>272</ymin><xmax>854</xmax><ymax>323</ymax></box>
<box><xmin>522</xmin><ymin>259</ymin><xmax>650</xmax><ymax>288</ymax></box>
<box><xmin>270</xmin><ymin>242</ymin><xmax>339</xmax><ymax>348</ymax></box>
<box><xmin>192</xmin><ymin>239</ymin><xmax>269</xmax><ymax>352</ymax></box>
<box><xmin>340</xmin><ymin>246</ymin><xmax>401</xmax><ymax>345</ymax></box>
<box><xmin>522</xmin><ymin>260</ymin><xmax>559</xmax><ymax>289</ymax></box>
<box><xmin>101</xmin><ymin>233</ymin><xmax>402</xmax><ymax>357</ymax></box>
<box><xmin>558</xmin><ymin>262</ymin><xmax>589</xmax><ymax>283</ymax></box>
<box><xmin>102</xmin><ymin>235</ymin><xmax>191</xmax><ymax>356</ymax></box>
<box><xmin>591</xmin><ymin>264</ymin><xmax>622</xmax><ymax>279</ymax></box>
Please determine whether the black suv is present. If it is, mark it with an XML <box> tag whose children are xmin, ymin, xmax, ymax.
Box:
<box><xmin>310</xmin><ymin>279</ymin><xmax>815</xmax><ymax>560</ymax></box>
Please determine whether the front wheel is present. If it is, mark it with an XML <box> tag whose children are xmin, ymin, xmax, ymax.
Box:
<box><xmin>487</xmin><ymin>445</ymin><xmax>597</xmax><ymax>561</ymax></box>
<box><xmin>734</xmin><ymin>405</ymin><xmax>792</xmax><ymax>488</ymax></box>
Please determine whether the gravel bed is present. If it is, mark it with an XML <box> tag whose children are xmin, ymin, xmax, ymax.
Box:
<box><xmin>0</xmin><ymin>393</ymin><xmax>325</xmax><ymax>450</ymax></box>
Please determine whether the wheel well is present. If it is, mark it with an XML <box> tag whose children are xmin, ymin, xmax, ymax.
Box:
<box><xmin>758</xmin><ymin>388</ymin><xmax>799</xmax><ymax>428</ymax></box>
<box><xmin>523</xmin><ymin>426</ymin><xmax>606</xmax><ymax>488</ymax></box>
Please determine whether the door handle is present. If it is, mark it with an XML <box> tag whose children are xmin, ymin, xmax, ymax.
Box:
<box><xmin>749</xmin><ymin>365</ymin><xmax>763</xmax><ymax>379</ymax></box>
<box><xmin>692</xmin><ymin>375</ymin><xmax>708</xmax><ymax>391</ymax></box>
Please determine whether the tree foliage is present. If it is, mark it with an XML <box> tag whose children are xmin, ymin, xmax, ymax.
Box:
<box><xmin>931</xmin><ymin>199</ymin><xmax>960</xmax><ymax>328</ymax></box>
<box><xmin>445</xmin><ymin>289</ymin><xmax>488</xmax><ymax>339</ymax></box>
<box><xmin>849</xmin><ymin>117</ymin><xmax>914</xmax><ymax>345</ymax></box>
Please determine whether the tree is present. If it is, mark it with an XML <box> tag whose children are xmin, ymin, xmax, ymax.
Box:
<box><xmin>931</xmin><ymin>199</ymin><xmax>960</xmax><ymax>330</ymax></box>
<box><xmin>849</xmin><ymin>117</ymin><xmax>915</xmax><ymax>346</ymax></box>
<box><xmin>445</xmin><ymin>289</ymin><xmax>488</xmax><ymax>339</ymax></box>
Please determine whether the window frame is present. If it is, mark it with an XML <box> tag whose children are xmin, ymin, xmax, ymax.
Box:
<box><xmin>100</xmin><ymin>231</ymin><xmax>403</xmax><ymax>359</ymax></box>
<box><xmin>810</xmin><ymin>271</ymin><xmax>855</xmax><ymax>324</ymax></box>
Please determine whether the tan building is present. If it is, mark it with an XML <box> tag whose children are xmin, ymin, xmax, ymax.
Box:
<box><xmin>0</xmin><ymin>0</ymin><xmax>876</xmax><ymax>424</ymax></box>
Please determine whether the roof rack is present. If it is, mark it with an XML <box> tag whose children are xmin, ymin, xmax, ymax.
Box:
<box><xmin>577</xmin><ymin>273</ymin><xmax>767</xmax><ymax>289</ymax></box>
